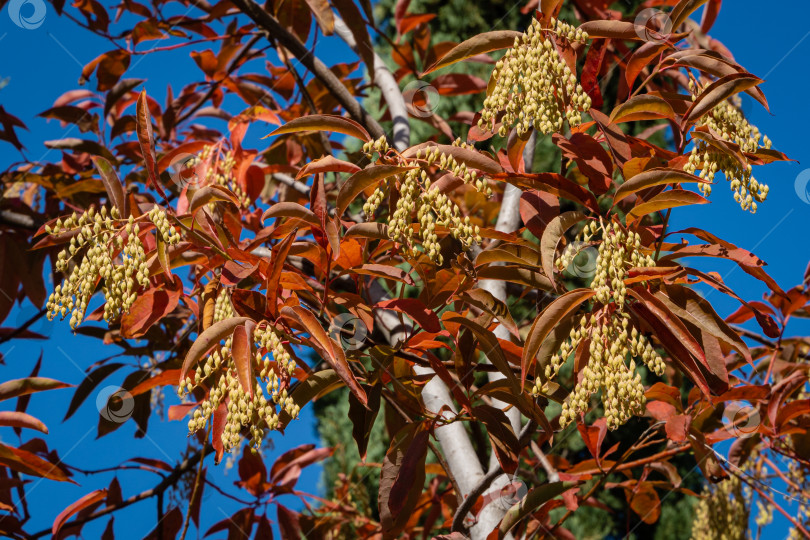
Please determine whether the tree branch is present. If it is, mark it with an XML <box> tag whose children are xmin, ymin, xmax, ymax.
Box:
<box><xmin>28</xmin><ymin>448</ymin><xmax>209</xmax><ymax>539</ymax></box>
<box><xmin>451</xmin><ymin>421</ymin><xmax>536</xmax><ymax>534</ymax></box>
<box><xmin>228</xmin><ymin>0</ymin><xmax>386</xmax><ymax>141</ymax></box>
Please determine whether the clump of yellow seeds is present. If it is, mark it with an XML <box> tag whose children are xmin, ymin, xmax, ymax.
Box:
<box><xmin>180</xmin><ymin>289</ymin><xmax>299</xmax><ymax>452</ymax></box>
<box><xmin>539</xmin><ymin>220</ymin><xmax>665</xmax><ymax>430</ymax></box>
<box><xmin>691</xmin><ymin>474</ymin><xmax>749</xmax><ymax>540</ymax></box>
<box><xmin>362</xmin><ymin>138</ymin><xmax>488</xmax><ymax>265</ymax></box>
<box><xmin>479</xmin><ymin>16</ymin><xmax>591</xmax><ymax>137</ymax></box>
<box><xmin>684</xmin><ymin>82</ymin><xmax>772</xmax><ymax>213</ymax></box>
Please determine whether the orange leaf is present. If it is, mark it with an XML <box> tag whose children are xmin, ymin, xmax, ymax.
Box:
<box><xmin>422</xmin><ymin>30</ymin><xmax>522</xmax><ymax>75</ymax></box>
<box><xmin>53</xmin><ymin>490</ymin><xmax>107</xmax><ymax>537</ymax></box>
<box><xmin>266</xmin><ymin>114</ymin><xmax>370</xmax><ymax>142</ymax></box>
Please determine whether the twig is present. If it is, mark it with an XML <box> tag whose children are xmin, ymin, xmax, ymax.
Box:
<box><xmin>451</xmin><ymin>421</ymin><xmax>536</xmax><ymax>534</ymax></box>
<box><xmin>0</xmin><ymin>308</ymin><xmax>47</xmax><ymax>346</ymax></box>
<box><xmin>333</xmin><ymin>16</ymin><xmax>409</xmax><ymax>151</ymax></box>
<box><xmin>28</xmin><ymin>448</ymin><xmax>210</xmax><ymax>539</ymax></box>
<box><xmin>176</xmin><ymin>34</ymin><xmax>264</xmax><ymax>125</ymax></box>
<box><xmin>228</xmin><ymin>0</ymin><xmax>386</xmax><ymax>141</ymax></box>
<box><xmin>179</xmin><ymin>424</ymin><xmax>212</xmax><ymax>540</ymax></box>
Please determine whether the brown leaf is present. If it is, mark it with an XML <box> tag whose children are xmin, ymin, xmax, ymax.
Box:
<box><xmin>231</xmin><ymin>323</ymin><xmax>255</xmax><ymax>399</ymax></box>
<box><xmin>266</xmin><ymin>229</ymin><xmax>298</xmax><ymax>316</ymax></box>
<box><xmin>179</xmin><ymin>317</ymin><xmax>250</xmax><ymax>384</ymax></box>
<box><xmin>614</xmin><ymin>167</ymin><xmax>706</xmax><ymax>205</ymax></box>
<box><xmin>281</xmin><ymin>306</ymin><xmax>367</xmax><ymax>406</ymax></box>
<box><xmin>135</xmin><ymin>90</ymin><xmax>165</xmax><ymax>198</ymax></box>
<box><xmin>610</xmin><ymin>94</ymin><xmax>675</xmax><ymax>124</ymax></box>
<box><xmin>92</xmin><ymin>157</ymin><xmax>126</xmax><ymax>216</ymax></box>
<box><xmin>0</xmin><ymin>377</ymin><xmax>72</xmax><ymax>402</ymax></box>
<box><xmin>627</xmin><ymin>189</ymin><xmax>708</xmax><ymax>224</ymax></box>
<box><xmin>0</xmin><ymin>411</ymin><xmax>48</xmax><ymax>434</ymax></box>
<box><xmin>336</xmin><ymin>164</ymin><xmax>415</xmax><ymax>216</ymax></box>
<box><xmin>302</xmin><ymin>0</ymin><xmax>334</xmax><ymax>35</ymax></box>
<box><xmin>380</xmin><ymin>423</ymin><xmax>428</xmax><ymax>535</ymax></box>
<box><xmin>266</xmin><ymin>114</ymin><xmax>370</xmax><ymax>142</ymax></box>
<box><xmin>522</xmin><ymin>289</ymin><xmax>595</xmax><ymax>386</ymax></box>
<box><xmin>682</xmin><ymin>73</ymin><xmax>762</xmax><ymax>128</ymax></box>
<box><xmin>541</xmin><ymin>211</ymin><xmax>586</xmax><ymax>285</ymax></box>
<box><xmin>422</xmin><ymin>30</ymin><xmax>522</xmax><ymax>75</ymax></box>
<box><xmin>296</xmin><ymin>155</ymin><xmax>361</xmax><ymax>179</ymax></box>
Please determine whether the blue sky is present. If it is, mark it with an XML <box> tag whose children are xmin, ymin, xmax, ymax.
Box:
<box><xmin>1</xmin><ymin>0</ymin><xmax>809</xmax><ymax>537</ymax></box>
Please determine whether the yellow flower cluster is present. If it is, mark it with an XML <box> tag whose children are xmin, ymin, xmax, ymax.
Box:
<box><xmin>540</xmin><ymin>221</ymin><xmax>665</xmax><ymax>429</ymax></box>
<box><xmin>215</xmin><ymin>150</ymin><xmax>251</xmax><ymax>207</ymax></box>
<box><xmin>684</xmin><ymin>83</ymin><xmax>772</xmax><ymax>213</ymax></box>
<box><xmin>187</xmin><ymin>146</ymin><xmax>250</xmax><ymax>207</ymax></box>
<box><xmin>45</xmin><ymin>205</ymin><xmax>181</xmax><ymax>329</ymax></box>
<box><xmin>479</xmin><ymin>17</ymin><xmax>591</xmax><ymax>137</ymax></box>
<box><xmin>591</xmin><ymin>222</ymin><xmax>656</xmax><ymax>307</ymax></box>
<box><xmin>148</xmin><ymin>205</ymin><xmax>181</xmax><ymax>244</ymax></box>
<box><xmin>46</xmin><ymin>207</ymin><xmax>146</xmax><ymax>328</ymax></box>
<box><xmin>363</xmin><ymin>138</ymin><xmax>488</xmax><ymax>265</ymax></box>
<box><xmin>691</xmin><ymin>474</ymin><xmax>749</xmax><ymax>540</ymax></box>
<box><xmin>180</xmin><ymin>289</ymin><xmax>298</xmax><ymax>452</ymax></box>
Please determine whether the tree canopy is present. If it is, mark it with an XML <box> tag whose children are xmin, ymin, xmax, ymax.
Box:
<box><xmin>0</xmin><ymin>0</ymin><xmax>809</xmax><ymax>538</ymax></box>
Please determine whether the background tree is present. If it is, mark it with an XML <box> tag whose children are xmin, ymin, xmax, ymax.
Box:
<box><xmin>0</xmin><ymin>0</ymin><xmax>808</xmax><ymax>539</ymax></box>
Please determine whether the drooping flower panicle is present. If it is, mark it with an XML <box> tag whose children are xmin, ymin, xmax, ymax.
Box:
<box><xmin>479</xmin><ymin>17</ymin><xmax>591</xmax><ymax>137</ymax></box>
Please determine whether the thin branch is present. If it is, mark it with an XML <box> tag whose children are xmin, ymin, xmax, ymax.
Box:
<box><xmin>730</xmin><ymin>324</ymin><xmax>777</xmax><ymax>348</ymax></box>
<box><xmin>228</xmin><ymin>0</ymin><xmax>386</xmax><ymax>141</ymax></box>
<box><xmin>451</xmin><ymin>421</ymin><xmax>536</xmax><ymax>534</ymax></box>
<box><xmin>28</xmin><ymin>448</ymin><xmax>210</xmax><ymax>539</ymax></box>
<box><xmin>0</xmin><ymin>308</ymin><xmax>47</xmax><ymax>346</ymax></box>
<box><xmin>180</xmin><ymin>424</ymin><xmax>211</xmax><ymax>540</ymax></box>
<box><xmin>176</xmin><ymin>34</ymin><xmax>264</xmax><ymax>125</ymax></box>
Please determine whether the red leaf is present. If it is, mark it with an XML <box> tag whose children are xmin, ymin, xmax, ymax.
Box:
<box><xmin>0</xmin><ymin>411</ymin><xmax>48</xmax><ymax>433</ymax></box>
<box><xmin>120</xmin><ymin>278</ymin><xmax>182</xmax><ymax>338</ymax></box>
<box><xmin>581</xmin><ymin>38</ymin><xmax>608</xmax><ymax>109</ymax></box>
<box><xmin>375</xmin><ymin>298</ymin><xmax>441</xmax><ymax>333</ymax></box>
<box><xmin>231</xmin><ymin>323</ymin><xmax>256</xmax><ymax>399</ymax></box>
<box><xmin>665</xmin><ymin>414</ymin><xmax>691</xmax><ymax>443</ymax></box>
<box><xmin>136</xmin><ymin>89</ymin><xmax>165</xmax><ymax>198</ymax></box>
<box><xmin>53</xmin><ymin>490</ymin><xmax>107</xmax><ymax>537</ymax></box>
<box><xmin>281</xmin><ymin>306</ymin><xmax>368</xmax><ymax>406</ymax></box>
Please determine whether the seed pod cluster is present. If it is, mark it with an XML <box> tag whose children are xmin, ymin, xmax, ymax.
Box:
<box><xmin>364</xmin><ymin>140</ymin><xmax>488</xmax><ymax>265</ymax></box>
<box><xmin>591</xmin><ymin>221</ymin><xmax>656</xmax><ymax>307</ymax></box>
<box><xmin>147</xmin><ymin>205</ymin><xmax>180</xmax><ymax>245</ymax></box>
<box><xmin>534</xmin><ymin>309</ymin><xmax>665</xmax><ymax>430</ymax></box>
<box><xmin>45</xmin><ymin>207</ymin><xmax>151</xmax><ymax>329</ymax></box>
<box><xmin>690</xmin><ymin>474</ymin><xmax>749</xmax><ymax>540</ymax></box>
<box><xmin>180</xmin><ymin>290</ymin><xmax>299</xmax><ymax>452</ymax></box>
<box><xmin>362</xmin><ymin>135</ymin><xmax>390</xmax><ymax>160</ymax></box>
<box><xmin>214</xmin><ymin>150</ymin><xmax>251</xmax><ymax>207</ymax></box>
<box><xmin>479</xmin><ymin>16</ymin><xmax>591</xmax><ymax>137</ymax></box>
<box><xmin>683</xmin><ymin>83</ymin><xmax>772</xmax><ymax>213</ymax></box>
<box><xmin>539</xmin><ymin>220</ymin><xmax>665</xmax><ymax>430</ymax></box>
